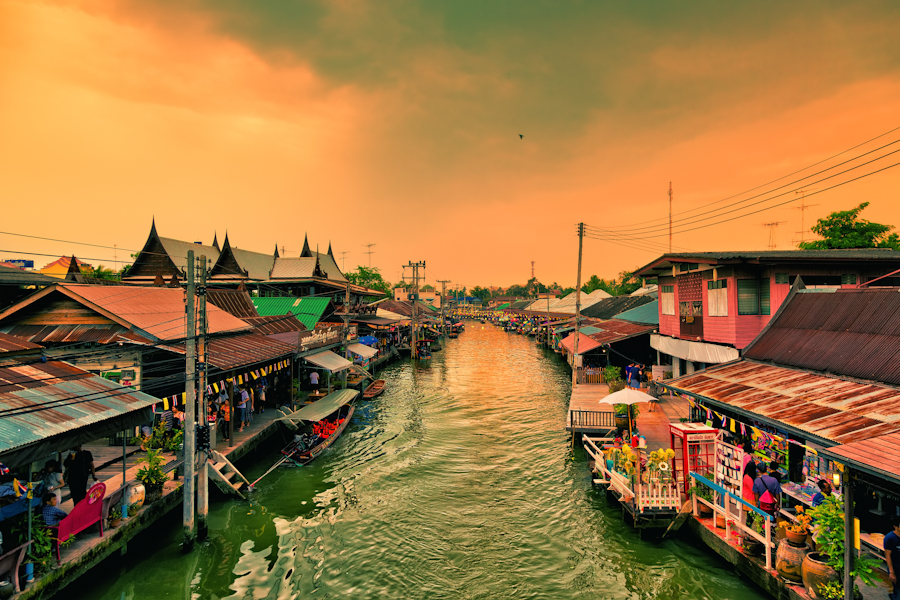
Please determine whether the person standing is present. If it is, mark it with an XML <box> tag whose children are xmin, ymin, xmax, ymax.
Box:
<box><xmin>753</xmin><ymin>463</ymin><xmax>782</xmax><ymax>517</ymax></box>
<box><xmin>63</xmin><ymin>445</ymin><xmax>97</xmax><ymax>505</ymax></box>
<box><xmin>884</xmin><ymin>515</ymin><xmax>900</xmax><ymax>600</ymax></box>
<box><xmin>310</xmin><ymin>370</ymin><xmax>320</xmax><ymax>391</ymax></box>
<box><xmin>237</xmin><ymin>386</ymin><xmax>249</xmax><ymax>433</ymax></box>
<box><xmin>811</xmin><ymin>479</ymin><xmax>833</xmax><ymax>507</ymax></box>
<box><xmin>219</xmin><ymin>400</ymin><xmax>231</xmax><ymax>442</ymax></box>
<box><xmin>40</xmin><ymin>460</ymin><xmax>65</xmax><ymax>506</ymax></box>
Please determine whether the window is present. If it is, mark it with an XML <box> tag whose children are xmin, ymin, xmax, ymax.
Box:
<box><xmin>707</xmin><ymin>280</ymin><xmax>728</xmax><ymax>316</ymax></box>
<box><xmin>737</xmin><ymin>280</ymin><xmax>770</xmax><ymax>315</ymax></box>
<box><xmin>841</xmin><ymin>274</ymin><xmax>857</xmax><ymax>285</ymax></box>
<box><xmin>775</xmin><ymin>273</ymin><xmax>789</xmax><ymax>284</ymax></box>
<box><xmin>661</xmin><ymin>285</ymin><xmax>675</xmax><ymax>315</ymax></box>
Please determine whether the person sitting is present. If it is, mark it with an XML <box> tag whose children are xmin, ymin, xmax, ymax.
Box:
<box><xmin>41</xmin><ymin>492</ymin><xmax>68</xmax><ymax>526</ymax></box>
<box><xmin>811</xmin><ymin>479</ymin><xmax>833</xmax><ymax>507</ymax></box>
<box><xmin>41</xmin><ymin>460</ymin><xmax>65</xmax><ymax>506</ymax></box>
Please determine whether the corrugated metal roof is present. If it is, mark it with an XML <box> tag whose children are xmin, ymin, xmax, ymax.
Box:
<box><xmin>586</xmin><ymin>319</ymin><xmax>656</xmax><ymax>345</ymax></box>
<box><xmin>207</xmin><ymin>289</ymin><xmax>260</xmax><ymax>319</ymax></box>
<box><xmin>243</xmin><ymin>315</ymin><xmax>306</xmax><ymax>334</ymax></box>
<box><xmin>0</xmin><ymin>323</ymin><xmax>151</xmax><ymax>345</ymax></box>
<box><xmin>581</xmin><ymin>295</ymin><xmax>654</xmax><ymax>320</ymax></box>
<box><xmin>165</xmin><ymin>333</ymin><xmax>295</xmax><ymax>371</ymax></box>
<box><xmin>743</xmin><ymin>288</ymin><xmax>900</xmax><ymax>386</ymax></box>
<box><xmin>0</xmin><ymin>332</ymin><xmax>43</xmax><ymax>353</ymax></box>
<box><xmin>67</xmin><ymin>284</ymin><xmax>250</xmax><ymax>340</ymax></box>
<box><xmin>0</xmin><ymin>265</ymin><xmax>58</xmax><ymax>285</ymax></box>
<box><xmin>0</xmin><ymin>361</ymin><xmax>157</xmax><ymax>465</ymax></box>
<box><xmin>820</xmin><ymin>433</ymin><xmax>900</xmax><ymax>484</ymax></box>
<box><xmin>209</xmin><ymin>247</ymin><xmax>276</xmax><ymax>281</ymax></box>
<box><xmin>614</xmin><ymin>300</ymin><xmax>659</xmax><ymax>325</ymax></box>
<box><xmin>665</xmin><ymin>360</ymin><xmax>900</xmax><ymax>445</ymax></box>
<box><xmin>252</xmin><ymin>297</ymin><xmax>332</xmax><ymax>330</ymax></box>
<box><xmin>635</xmin><ymin>249</ymin><xmax>900</xmax><ymax>276</ymax></box>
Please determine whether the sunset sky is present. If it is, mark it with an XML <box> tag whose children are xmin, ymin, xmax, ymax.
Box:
<box><xmin>2</xmin><ymin>0</ymin><xmax>900</xmax><ymax>289</ymax></box>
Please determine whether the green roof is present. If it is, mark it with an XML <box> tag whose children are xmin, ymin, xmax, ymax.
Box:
<box><xmin>496</xmin><ymin>303</ymin><xmax>510</xmax><ymax>309</ymax></box>
<box><xmin>252</xmin><ymin>297</ymin><xmax>332</xmax><ymax>330</ymax></box>
<box><xmin>614</xmin><ymin>300</ymin><xmax>659</xmax><ymax>325</ymax></box>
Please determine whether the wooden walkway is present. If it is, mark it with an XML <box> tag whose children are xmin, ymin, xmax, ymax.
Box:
<box><xmin>566</xmin><ymin>383</ymin><xmax>615</xmax><ymax>434</ymax></box>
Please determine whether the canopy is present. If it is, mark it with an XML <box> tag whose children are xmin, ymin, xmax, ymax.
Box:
<box><xmin>554</xmin><ymin>324</ymin><xmax>576</xmax><ymax>334</ymax></box>
<box><xmin>0</xmin><ymin>361</ymin><xmax>157</xmax><ymax>468</ymax></box>
<box><xmin>599</xmin><ymin>388</ymin><xmax>655</xmax><ymax>406</ymax></box>
<box><xmin>305</xmin><ymin>350</ymin><xmax>353</xmax><ymax>372</ymax></box>
<box><xmin>347</xmin><ymin>342</ymin><xmax>378</xmax><ymax>359</ymax></box>
<box><xmin>358</xmin><ymin>336</ymin><xmax>378</xmax><ymax>346</ymax></box>
<box><xmin>560</xmin><ymin>332</ymin><xmax>602</xmax><ymax>354</ymax></box>
<box><xmin>278</xmin><ymin>389</ymin><xmax>358</xmax><ymax>422</ymax></box>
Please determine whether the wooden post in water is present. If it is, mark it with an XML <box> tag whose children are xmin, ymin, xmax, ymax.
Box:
<box><xmin>197</xmin><ymin>255</ymin><xmax>209</xmax><ymax>541</ymax></box>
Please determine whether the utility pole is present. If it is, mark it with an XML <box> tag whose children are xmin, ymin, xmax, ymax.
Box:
<box><xmin>573</xmin><ymin>223</ymin><xmax>584</xmax><ymax>386</ymax></box>
<box><xmin>404</xmin><ymin>261</ymin><xmax>425</xmax><ymax>358</ymax></box>
<box><xmin>362</xmin><ymin>244</ymin><xmax>376</xmax><ymax>267</ymax></box>
<box><xmin>668</xmin><ymin>182</ymin><xmax>673</xmax><ymax>253</ymax></box>
<box><xmin>197</xmin><ymin>255</ymin><xmax>209</xmax><ymax>541</ymax></box>
<box><xmin>793</xmin><ymin>189</ymin><xmax>819</xmax><ymax>245</ymax></box>
<box><xmin>437</xmin><ymin>279</ymin><xmax>450</xmax><ymax>335</ymax></box>
<box><xmin>183</xmin><ymin>250</ymin><xmax>196</xmax><ymax>551</ymax></box>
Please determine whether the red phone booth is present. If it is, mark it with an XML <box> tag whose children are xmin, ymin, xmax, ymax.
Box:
<box><xmin>669</xmin><ymin>422</ymin><xmax>720</xmax><ymax>496</ymax></box>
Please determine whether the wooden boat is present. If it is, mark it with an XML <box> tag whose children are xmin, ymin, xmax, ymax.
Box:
<box><xmin>362</xmin><ymin>379</ymin><xmax>386</xmax><ymax>399</ymax></box>
<box><xmin>447</xmin><ymin>331</ymin><xmax>459</xmax><ymax>338</ymax></box>
<box><xmin>277</xmin><ymin>389</ymin><xmax>358</xmax><ymax>466</ymax></box>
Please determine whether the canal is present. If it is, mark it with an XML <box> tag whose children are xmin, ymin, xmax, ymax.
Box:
<box><xmin>70</xmin><ymin>324</ymin><xmax>761</xmax><ymax>600</ymax></box>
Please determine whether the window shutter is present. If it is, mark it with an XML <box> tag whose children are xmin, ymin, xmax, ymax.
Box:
<box><xmin>760</xmin><ymin>280</ymin><xmax>770</xmax><ymax>315</ymax></box>
<box><xmin>737</xmin><ymin>280</ymin><xmax>759</xmax><ymax>315</ymax></box>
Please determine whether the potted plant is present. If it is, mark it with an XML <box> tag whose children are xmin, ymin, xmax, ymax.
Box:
<box><xmin>692</xmin><ymin>484</ymin><xmax>714</xmax><ymax>517</ymax></box>
<box><xmin>136</xmin><ymin>448</ymin><xmax>168</xmax><ymax>504</ymax></box>
<box><xmin>743</xmin><ymin>517</ymin><xmax>766</xmax><ymax>556</ymax></box>
<box><xmin>803</xmin><ymin>496</ymin><xmax>879</xmax><ymax>600</ymax></box>
<box><xmin>779</xmin><ymin>505</ymin><xmax>813</xmax><ymax>546</ymax></box>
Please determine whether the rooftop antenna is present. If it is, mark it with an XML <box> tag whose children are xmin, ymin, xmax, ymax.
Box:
<box><xmin>762</xmin><ymin>221</ymin><xmax>786</xmax><ymax>250</ymax></box>
<box><xmin>793</xmin><ymin>189</ymin><xmax>819</xmax><ymax>245</ymax></box>
<box><xmin>362</xmin><ymin>243</ymin><xmax>376</xmax><ymax>267</ymax></box>
<box><xmin>668</xmin><ymin>182</ymin><xmax>673</xmax><ymax>253</ymax></box>
<box><xmin>338</xmin><ymin>251</ymin><xmax>349</xmax><ymax>270</ymax></box>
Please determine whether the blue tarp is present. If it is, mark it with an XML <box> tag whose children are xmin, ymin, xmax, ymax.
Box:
<box><xmin>359</xmin><ymin>336</ymin><xmax>378</xmax><ymax>346</ymax></box>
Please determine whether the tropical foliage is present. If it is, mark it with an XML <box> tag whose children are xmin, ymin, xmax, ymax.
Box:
<box><xmin>345</xmin><ymin>265</ymin><xmax>391</xmax><ymax>293</ymax></box>
<box><xmin>799</xmin><ymin>202</ymin><xmax>900</xmax><ymax>250</ymax></box>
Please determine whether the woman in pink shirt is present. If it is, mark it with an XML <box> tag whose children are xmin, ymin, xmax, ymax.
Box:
<box><xmin>742</xmin><ymin>461</ymin><xmax>758</xmax><ymax>527</ymax></box>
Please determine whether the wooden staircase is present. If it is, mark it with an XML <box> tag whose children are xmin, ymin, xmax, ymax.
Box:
<box><xmin>208</xmin><ymin>450</ymin><xmax>250</xmax><ymax>499</ymax></box>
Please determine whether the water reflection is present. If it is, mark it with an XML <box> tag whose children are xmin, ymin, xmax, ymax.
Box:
<box><xmin>71</xmin><ymin>325</ymin><xmax>762</xmax><ymax>600</ymax></box>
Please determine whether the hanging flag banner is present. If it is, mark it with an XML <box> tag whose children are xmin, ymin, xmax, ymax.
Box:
<box><xmin>162</xmin><ymin>398</ymin><xmax>170</xmax><ymax>410</ymax></box>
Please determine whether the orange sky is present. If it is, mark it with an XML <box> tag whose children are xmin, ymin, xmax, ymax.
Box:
<box><xmin>2</xmin><ymin>0</ymin><xmax>900</xmax><ymax>289</ymax></box>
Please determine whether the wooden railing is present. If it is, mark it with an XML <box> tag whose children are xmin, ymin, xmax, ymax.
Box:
<box><xmin>690</xmin><ymin>471</ymin><xmax>775</xmax><ymax>570</ymax></box>
<box><xmin>569</xmin><ymin>410</ymin><xmax>615</xmax><ymax>429</ymax></box>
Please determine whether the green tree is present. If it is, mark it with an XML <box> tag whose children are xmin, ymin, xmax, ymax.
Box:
<box><xmin>580</xmin><ymin>270</ymin><xmax>642</xmax><ymax>296</ymax></box>
<box><xmin>345</xmin><ymin>265</ymin><xmax>391</xmax><ymax>294</ymax></box>
<box><xmin>90</xmin><ymin>264</ymin><xmax>119</xmax><ymax>281</ymax></box>
<box><xmin>799</xmin><ymin>202</ymin><xmax>900</xmax><ymax>250</ymax></box>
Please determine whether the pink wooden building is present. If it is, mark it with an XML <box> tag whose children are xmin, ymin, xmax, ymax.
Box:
<box><xmin>634</xmin><ymin>250</ymin><xmax>900</xmax><ymax>376</ymax></box>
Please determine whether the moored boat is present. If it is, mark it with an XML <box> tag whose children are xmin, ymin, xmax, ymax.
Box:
<box><xmin>362</xmin><ymin>379</ymin><xmax>386</xmax><ymax>399</ymax></box>
<box><xmin>277</xmin><ymin>389</ymin><xmax>357</xmax><ymax>466</ymax></box>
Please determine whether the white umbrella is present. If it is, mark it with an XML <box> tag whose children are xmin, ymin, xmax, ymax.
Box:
<box><xmin>599</xmin><ymin>388</ymin><xmax>656</xmax><ymax>438</ymax></box>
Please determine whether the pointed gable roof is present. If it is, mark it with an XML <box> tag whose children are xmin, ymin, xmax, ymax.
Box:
<box><xmin>64</xmin><ymin>255</ymin><xmax>86</xmax><ymax>283</ymax></box>
<box><xmin>327</xmin><ymin>242</ymin><xmax>334</xmax><ymax>258</ymax></box>
<box><xmin>274</xmin><ymin>244</ymin><xmax>280</xmax><ymax>259</ymax></box>
<box><xmin>209</xmin><ymin>233</ymin><xmax>277</xmax><ymax>281</ymax></box>
<box><xmin>300</xmin><ymin>234</ymin><xmax>312</xmax><ymax>258</ymax></box>
<box><xmin>212</xmin><ymin>233</ymin><xmax>220</xmax><ymax>251</ymax></box>
<box><xmin>124</xmin><ymin>220</ymin><xmax>220</xmax><ymax>281</ymax></box>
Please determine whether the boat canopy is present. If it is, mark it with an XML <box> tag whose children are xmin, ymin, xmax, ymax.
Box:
<box><xmin>279</xmin><ymin>389</ymin><xmax>358</xmax><ymax>422</ymax></box>
<box><xmin>305</xmin><ymin>350</ymin><xmax>352</xmax><ymax>372</ymax></box>
<box><xmin>347</xmin><ymin>342</ymin><xmax>377</xmax><ymax>359</ymax></box>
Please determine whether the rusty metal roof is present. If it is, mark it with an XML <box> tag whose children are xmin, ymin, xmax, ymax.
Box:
<box><xmin>0</xmin><ymin>323</ymin><xmax>151</xmax><ymax>345</ymax></box>
<box><xmin>0</xmin><ymin>332</ymin><xmax>42</xmax><ymax>353</ymax></box>
<box><xmin>743</xmin><ymin>288</ymin><xmax>900</xmax><ymax>386</ymax></box>
<box><xmin>207</xmin><ymin>289</ymin><xmax>260</xmax><ymax>319</ymax></box>
<box><xmin>665</xmin><ymin>360</ymin><xmax>900</xmax><ymax>445</ymax></box>
<box><xmin>586</xmin><ymin>319</ymin><xmax>656</xmax><ymax>345</ymax></box>
<box><xmin>0</xmin><ymin>360</ymin><xmax>157</xmax><ymax>467</ymax></box>
<box><xmin>635</xmin><ymin>249</ymin><xmax>900</xmax><ymax>276</ymax></box>
<box><xmin>243</xmin><ymin>315</ymin><xmax>306</xmax><ymax>335</ymax></box>
<box><xmin>820</xmin><ymin>433</ymin><xmax>900</xmax><ymax>485</ymax></box>
<box><xmin>581</xmin><ymin>295</ymin><xmax>654</xmax><ymax>320</ymax></box>
<box><xmin>164</xmin><ymin>333</ymin><xmax>295</xmax><ymax>372</ymax></box>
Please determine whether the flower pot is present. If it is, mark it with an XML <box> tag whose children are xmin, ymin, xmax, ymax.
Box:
<box><xmin>802</xmin><ymin>552</ymin><xmax>839</xmax><ymax>599</ymax></box>
<box><xmin>785</xmin><ymin>529</ymin><xmax>808</xmax><ymax>546</ymax></box>
<box><xmin>715</xmin><ymin>514</ymin><xmax>726</xmax><ymax>529</ymax></box>
<box><xmin>743</xmin><ymin>536</ymin><xmax>764</xmax><ymax>556</ymax></box>
<box><xmin>615</xmin><ymin>414</ymin><xmax>629</xmax><ymax>431</ymax></box>
<box><xmin>144</xmin><ymin>486</ymin><xmax>163</xmax><ymax>505</ymax></box>
<box><xmin>776</xmin><ymin>539</ymin><xmax>807</xmax><ymax>582</ymax></box>
<box><xmin>125</xmin><ymin>483</ymin><xmax>145</xmax><ymax>512</ymax></box>
<box><xmin>698</xmin><ymin>503</ymin><xmax>713</xmax><ymax>518</ymax></box>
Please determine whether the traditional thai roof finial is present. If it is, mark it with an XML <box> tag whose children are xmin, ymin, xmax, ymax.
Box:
<box><xmin>274</xmin><ymin>244</ymin><xmax>280</xmax><ymax>258</ymax></box>
<box><xmin>64</xmin><ymin>255</ymin><xmax>86</xmax><ymax>283</ymax></box>
<box><xmin>212</xmin><ymin>232</ymin><xmax>220</xmax><ymax>251</ymax></box>
<box><xmin>327</xmin><ymin>241</ymin><xmax>334</xmax><ymax>258</ymax></box>
<box><xmin>153</xmin><ymin>272</ymin><xmax>166</xmax><ymax>287</ymax></box>
<box><xmin>300</xmin><ymin>234</ymin><xmax>312</xmax><ymax>258</ymax></box>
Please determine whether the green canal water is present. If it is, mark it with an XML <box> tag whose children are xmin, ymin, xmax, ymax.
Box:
<box><xmin>70</xmin><ymin>325</ymin><xmax>763</xmax><ymax>600</ymax></box>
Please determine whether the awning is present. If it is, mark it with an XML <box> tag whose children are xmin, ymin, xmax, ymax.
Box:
<box><xmin>651</xmin><ymin>334</ymin><xmax>739</xmax><ymax>364</ymax></box>
<box><xmin>305</xmin><ymin>350</ymin><xmax>353</xmax><ymax>372</ymax></box>
<box><xmin>347</xmin><ymin>343</ymin><xmax>378</xmax><ymax>359</ymax></box>
<box><xmin>0</xmin><ymin>361</ymin><xmax>157</xmax><ymax>468</ymax></box>
<box><xmin>278</xmin><ymin>389</ymin><xmax>358</xmax><ymax>422</ymax></box>
<box><xmin>554</xmin><ymin>325</ymin><xmax>576</xmax><ymax>334</ymax></box>
<box><xmin>560</xmin><ymin>332</ymin><xmax>602</xmax><ymax>354</ymax></box>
